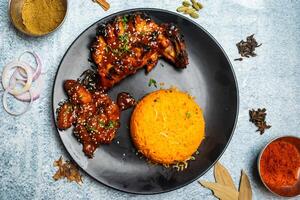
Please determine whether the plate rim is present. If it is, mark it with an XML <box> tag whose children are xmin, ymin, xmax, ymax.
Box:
<box><xmin>51</xmin><ymin>7</ymin><xmax>240</xmax><ymax>195</ymax></box>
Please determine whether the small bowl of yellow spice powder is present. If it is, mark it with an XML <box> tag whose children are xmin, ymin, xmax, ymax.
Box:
<box><xmin>9</xmin><ymin>0</ymin><xmax>67</xmax><ymax>36</ymax></box>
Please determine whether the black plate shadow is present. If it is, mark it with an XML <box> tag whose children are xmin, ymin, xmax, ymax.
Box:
<box><xmin>52</xmin><ymin>8</ymin><xmax>239</xmax><ymax>194</ymax></box>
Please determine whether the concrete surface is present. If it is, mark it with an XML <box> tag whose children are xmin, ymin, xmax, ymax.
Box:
<box><xmin>0</xmin><ymin>0</ymin><xmax>299</xmax><ymax>199</ymax></box>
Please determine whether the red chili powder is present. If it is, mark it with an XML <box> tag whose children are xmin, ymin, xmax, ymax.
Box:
<box><xmin>260</xmin><ymin>140</ymin><xmax>300</xmax><ymax>188</ymax></box>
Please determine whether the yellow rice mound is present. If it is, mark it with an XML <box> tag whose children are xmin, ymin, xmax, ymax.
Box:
<box><xmin>130</xmin><ymin>89</ymin><xmax>205</xmax><ymax>164</ymax></box>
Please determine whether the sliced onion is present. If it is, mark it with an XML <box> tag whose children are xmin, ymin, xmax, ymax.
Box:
<box><xmin>17</xmin><ymin>51</ymin><xmax>42</xmax><ymax>81</ymax></box>
<box><xmin>2</xmin><ymin>81</ymin><xmax>33</xmax><ymax>116</ymax></box>
<box><xmin>13</xmin><ymin>67</ymin><xmax>28</xmax><ymax>81</ymax></box>
<box><xmin>15</xmin><ymin>75</ymin><xmax>43</xmax><ymax>102</ymax></box>
<box><xmin>2</xmin><ymin>61</ymin><xmax>33</xmax><ymax>95</ymax></box>
<box><xmin>1</xmin><ymin>51</ymin><xmax>43</xmax><ymax>115</ymax></box>
<box><xmin>8</xmin><ymin>68</ymin><xmax>43</xmax><ymax>102</ymax></box>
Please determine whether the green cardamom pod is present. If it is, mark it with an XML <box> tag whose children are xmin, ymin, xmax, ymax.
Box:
<box><xmin>190</xmin><ymin>12</ymin><xmax>199</xmax><ymax>19</ymax></box>
<box><xmin>196</xmin><ymin>2</ymin><xmax>203</xmax><ymax>9</ymax></box>
<box><xmin>182</xmin><ymin>1</ymin><xmax>191</xmax><ymax>7</ymax></box>
<box><xmin>176</xmin><ymin>6</ymin><xmax>189</xmax><ymax>13</ymax></box>
<box><xmin>192</xmin><ymin>3</ymin><xmax>200</xmax><ymax>11</ymax></box>
<box><xmin>185</xmin><ymin>8</ymin><xmax>196</xmax><ymax>14</ymax></box>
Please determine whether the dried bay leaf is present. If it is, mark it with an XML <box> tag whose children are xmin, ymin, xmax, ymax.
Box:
<box><xmin>238</xmin><ymin>170</ymin><xmax>252</xmax><ymax>200</ymax></box>
<box><xmin>199</xmin><ymin>181</ymin><xmax>239</xmax><ymax>200</ymax></box>
<box><xmin>214</xmin><ymin>162</ymin><xmax>237</xmax><ymax>190</ymax></box>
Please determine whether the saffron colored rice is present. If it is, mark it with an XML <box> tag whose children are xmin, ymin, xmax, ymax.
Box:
<box><xmin>130</xmin><ymin>89</ymin><xmax>205</xmax><ymax>165</ymax></box>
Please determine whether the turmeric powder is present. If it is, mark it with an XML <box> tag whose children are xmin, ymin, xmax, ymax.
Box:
<box><xmin>21</xmin><ymin>0</ymin><xmax>67</xmax><ymax>35</ymax></box>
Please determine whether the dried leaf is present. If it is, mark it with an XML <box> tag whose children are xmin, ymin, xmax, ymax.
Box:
<box><xmin>54</xmin><ymin>156</ymin><xmax>63</xmax><ymax>167</ymax></box>
<box><xmin>214</xmin><ymin>162</ymin><xmax>237</xmax><ymax>191</ymax></box>
<box><xmin>53</xmin><ymin>157</ymin><xmax>83</xmax><ymax>185</ymax></box>
<box><xmin>238</xmin><ymin>170</ymin><xmax>252</xmax><ymax>200</ymax></box>
<box><xmin>52</xmin><ymin>170</ymin><xmax>62</xmax><ymax>181</ymax></box>
<box><xmin>199</xmin><ymin>181</ymin><xmax>239</xmax><ymax>200</ymax></box>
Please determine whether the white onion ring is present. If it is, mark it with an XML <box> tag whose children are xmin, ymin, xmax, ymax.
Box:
<box><xmin>9</xmin><ymin>69</ymin><xmax>21</xmax><ymax>86</ymax></box>
<box><xmin>13</xmin><ymin>67</ymin><xmax>27</xmax><ymax>81</ymax></box>
<box><xmin>18</xmin><ymin>51</ymin><xmax>42</xmax><ymax>81</ymax></box>
<box><xmin>1</xmin><ymin>51</ymin><xmax>43</xmax><ymax>115</ymax></box>
<box><xmin>2</xmin><ymin>61</ymin><xmax>33</xmax><ymax>95</ymax></box>
<box><xmin>2</xmin><ymin>81</ymin><xmax>33</xmax><ymax>116</ymax></box>
<box><xmin>15</xmin><ymin>75</ymin><xmax>43</xmax><ymax>102</ymax></box>
<box><xmin>9</xmin><ymin>68</ymin><xmax>43</xmax><ymax>102</ymax></box>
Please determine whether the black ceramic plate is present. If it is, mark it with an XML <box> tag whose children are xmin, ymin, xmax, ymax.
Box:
<box><xmin>52</xmin><ymin>8</ymin><xmax>239</xmax><ymax>194</ymax></box>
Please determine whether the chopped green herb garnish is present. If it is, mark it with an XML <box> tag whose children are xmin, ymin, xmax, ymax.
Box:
<box><xmin>118</xmin><ymin>33</ymin><xmax>130</xmax><ymax>54</ymax></box>
<box><xmin>86</xmin><ymin>125</ymin><xmax>95</xmax><ymax>132</ymax></box>
<box><xmin>195</xmin><ymin>150</ymin><xmax>200</xmax><ymax>155</ymax></box>
<box><xmin>122</xmin><ymin>16</ymin><xmax>128</xmax><ymax>29</ymax></box>
<box><xmin>106</xmin><ymin>120</ymin><xmax>118</xmax><ymax>129</ymax></box>
<box><xmin>190</xmin><ymin>156</ymin><xmax>196</xmax><ymax>161</ymax></box>
<box><xmin>118</xmin><ymin>33</ymin><xmax>129</xmax><ymax>43</ymax></box>
<box><xmin>186</xmin><ymin>111</ymin><xmax>191</xmax><ymax>119</ymax></box>
<box><xmin>148</xmin><ymin>78</ymin><xmax>157</xmax><ymax>88</ymax></box>
<box><xmin>120</xmin><ymin>44</ymin><xmax>130</xmax><ymax>53</ymax></box>
<box><xmin>122</xmin><ymin>16</ymin><xmax>128</xmax><ymax>23</ymax></box>
<box><xmin>98</xmin><ymin>120</ymin><xmax>105</xmax><ymax>127</ymax></box>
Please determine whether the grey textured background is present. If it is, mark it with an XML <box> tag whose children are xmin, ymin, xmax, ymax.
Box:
<box><xmin>0</xmin><ymin>0</ymin><xmax>299</xmax><ymax>199</ymax></box>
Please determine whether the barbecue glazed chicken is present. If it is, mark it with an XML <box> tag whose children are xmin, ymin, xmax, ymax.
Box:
<box><xmin>91</xmin><ymin>13</ymin><xmax>189</xmax><ymax>89</ymax></box>
<box><xmin>57</xmin><ymin>80</ymin><xmax>120</xmax><ymax>158</ymax></box>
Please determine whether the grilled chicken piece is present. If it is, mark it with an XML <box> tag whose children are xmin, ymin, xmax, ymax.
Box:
<box><xmin>57</xmin><ymin>80</ymin><xmax>120</xmax><ymax>158</ymax></box>
<box><xmin>64</xmin><ymin>80</ymin><xmax>92</xmax><ymax>104</ymax></box>
<box><xmin>91</xmin><ymin>13</ymin><xmax>188</xmax><ymax>89</ymax></box>
<box><xmin>57</xmin><ymin>102</ymin><xmax>75</xmax><ymax>130</ymax></box>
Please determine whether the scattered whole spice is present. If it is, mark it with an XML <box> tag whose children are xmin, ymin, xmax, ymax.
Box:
<box><xmin>93</xmin><ymin>0</ymin><xmax>110</xmax><ymax>11</ymax></box>
<box><xmin>190</xmin><ymin>12</ymin><xmax>199</xmax><ymax>19</ymax></box>
<box><xmin>53</xmin><ymin>156</ymin><xmax>83</xmax><ymax>185</ymax></box>
<box><xmin>235</xmin><ymin>34</ymin><xmax>262</xmax><ymax>61</ymax></box>
<box><xmin>185</xmin><ymin>8</ymin><xmax>196</xmax><ymax>15</ymax></box>
<box><xmin>249</xmin><ymin>108</ymin><xmax>271</xmax><ymax>134</ymax></box>
<box><xmin>176</xmin><ymin>6</ymin><xmax>189</xmax><ymax>13</ymax></box>
<box><xmin>260</xmin><ymin>140</ymin><xmax>300</xmax><ymax>188</ymax></box>
<box><xmin>21</xmin><ymin>0</ymin><xmax>67</xmax><ymax>35</ymax></box>
<box><xmin>192</xmin><ymin>3</ymin><xmax>201</xmax><ymax>11</ymax></box>
<box><xmin>182</xmin><ymin>0</ymin><xmax>191</xmax><ymax>7</ymax></box>
<box><xmin>176</xmin><ymin>0</ymin><xmax>203</xmax><ymax>19</ymax></box>
<box><xmin>234</xmin><ymin>58</ymin><xmax>243</xmax><ymax>61</ymax></box>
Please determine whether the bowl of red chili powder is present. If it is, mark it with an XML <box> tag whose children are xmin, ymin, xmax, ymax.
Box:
<box><xmin>258</xmin><ymin>136</ymin><xmax>300</xmax><ymax>197</ymax></box>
